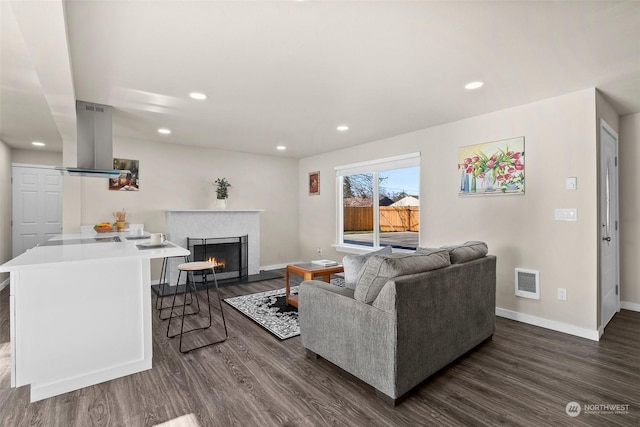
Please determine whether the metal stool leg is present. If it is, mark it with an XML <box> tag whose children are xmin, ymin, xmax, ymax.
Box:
<box><xmin>169</xmin><ymin>266</ymin><xmax>228</xmax><ymax>353</ymax></box>
<box><xmin>155</xmin><ymin>257</ymin><xmax>168</xmax><ymax>311</ymax></box>
<box><xmin>158</xmin><ymin>256</ymin><xmax>194</xmax><ymax>320</ymax></box>
<box><xmin>210</xmin><ymin>267</ymin><xmax>228</xmax><ymax>340</ymax></box>
<box><xmin>177</xmin><ymin>270</ymin><xmax>194</xmax><ymax>350</ymax></box>
<box><xmin>166</xmin><ymin>270</ymin><xmax>182</xmax><ymax>338</ymax></box>
<box><xmin>167</xmin><ymin>270</ymin><xmax>203</xmax><ymax>338</ymax></box>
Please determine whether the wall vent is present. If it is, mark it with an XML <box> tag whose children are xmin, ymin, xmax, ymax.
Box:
<box><xmin>515</xmin><ymin>268</ymin><xmax>540</xmax><ymax>299</ymax></box>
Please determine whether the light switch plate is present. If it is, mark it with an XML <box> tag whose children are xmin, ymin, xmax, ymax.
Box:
<box><xmin>558</xmin><ymin>288</ymin><xmax>567</xmax><ymax>301</ymax></box>
<box><xmin>554</xmin><ymin>208</ymin><xmax>578</xmax><ymax>221</ymax></box>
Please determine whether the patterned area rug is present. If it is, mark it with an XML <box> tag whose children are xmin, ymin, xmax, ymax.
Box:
<box><xmin>223</xmin><ymin>287</ymin><xmax>300</xmax><ymax>340</ymax></box>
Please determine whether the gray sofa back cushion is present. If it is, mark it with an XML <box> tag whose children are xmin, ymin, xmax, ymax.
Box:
<box><xmin>415</xmin><ymin>247</ymin><xmax>444</xmax><ymax>255</ymax></box>
<box><xmin>354</xmin><ymin>250</ymin><xmax>451</xmax><ymax>304</ymax></box>
<box><xmin>443</xmin><ymin>241</ymin><xmax>488</xmax><ymax>264</ymax></box>
<box><xmin>342</xmin><ymin>246</ymin><xmax>392</xmax><ymax>290</ymax></box>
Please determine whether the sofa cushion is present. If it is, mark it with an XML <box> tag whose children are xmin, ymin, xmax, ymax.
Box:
<box><xmin>342</xmin><ymin>246</ymin><xmax>392</xmax><ymax>290</ymax></box>
<box><xmin>443</xmin><ymin>241</ymin><xmax>488</xmax><ymax>264</ymax></box>
<box><xmin>354</xmin><ymin>249</ymin><xmax>450</xmax><ymax>304</ymax></box>
<box><xmin>415</xmin><ymin>247</ymin><xmax>443</xmax><ymax>254</ymax></box>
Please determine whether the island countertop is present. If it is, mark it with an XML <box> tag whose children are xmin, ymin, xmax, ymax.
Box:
<box><xmin>0</xmin><ymin>233</ymin><xmax>189</xmax><ymax>272</ymax></box>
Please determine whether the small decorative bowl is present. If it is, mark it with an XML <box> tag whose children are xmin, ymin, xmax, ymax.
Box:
<box><xmin>94</xmin><ymin>225</ymin><xmax>113</xmax><ymax>233</ymax></box>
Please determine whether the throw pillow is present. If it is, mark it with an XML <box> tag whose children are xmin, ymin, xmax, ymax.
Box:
<box><xmin>342</xmin><ymin>246</ymin><xmax>392</xmax><ymax>290</ymax></box>
<box><xmin>443</xmin><ymin>241</ymin><xmax>488</xmax><ymax>264</ymax></box>
<box><xmin>354</xmin><ymin>249</ymin><xmax>451</xmax><ymax>304</ymax></box>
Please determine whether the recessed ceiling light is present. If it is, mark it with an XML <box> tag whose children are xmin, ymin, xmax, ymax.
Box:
<box><xmin>31</xmin><ymin>141</ymin><xmax>45</xmax><ymax>147</ymax></box>
<box><xmin>158</xmin><ymin>128</ymin><xmax>171</xmax><ymax>135</ymax></box>
<box><xmin>276</xmin><ymin>145</ymin><xmax>287</xmax><ymax>151</ymax></box>
<box><xmin>465</xmin><ymin>81</ymin><xmax>484</xmax><ymax>90</ymax></box>
<box><xmin>337</xmin><ymin>125</ymin><xmax>349</xmax><ymax>132</ymax></box>
<box><xmin>189</xmin><ymin>92</ymin><xmax>207</xmax><ymax>100</ymax></box>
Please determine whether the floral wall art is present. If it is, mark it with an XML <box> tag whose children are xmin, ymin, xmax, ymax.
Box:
<box><xmin>458</xmin><ymin>137</ymin><xmax>525</xmax><ymax>196</ymax></box>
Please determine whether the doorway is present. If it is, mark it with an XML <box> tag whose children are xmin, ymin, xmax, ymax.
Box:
<box><xmin>12</xmin><ymin>164</ymin><xmax>63</xmax><ymax>257</ymax></box>
<box><xmin>599</xmin><ymin>120</ymin><xmax>620</xmax><ymax>333</ymax></box>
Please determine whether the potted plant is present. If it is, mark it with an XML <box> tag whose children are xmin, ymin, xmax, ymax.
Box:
<box><xmin>213</xmin><ymin>178</ymin><xmax>231</xmax><ymax>209</ymax></box>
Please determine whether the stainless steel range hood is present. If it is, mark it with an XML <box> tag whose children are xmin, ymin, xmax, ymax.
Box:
<box><xmin>57</xmin><ymin>101</ymin><xmax>127</xmax><ymax>177</ymax></box>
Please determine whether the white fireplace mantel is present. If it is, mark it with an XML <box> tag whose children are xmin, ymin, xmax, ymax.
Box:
<box><xmin>165</xmin><ymin>209</ymin><xmax>263</xmax><ymax>284</ymax></box>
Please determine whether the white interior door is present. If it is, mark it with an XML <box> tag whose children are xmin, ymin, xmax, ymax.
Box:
<box><xmin>12</xmin><ymin>164</ymin><xmax>63</xmax><ymax>257</ymax></box>
<box><xmin>599</xmin><ymin>120</ymin><xmax>620</xmax><ymax>331</ymax></box>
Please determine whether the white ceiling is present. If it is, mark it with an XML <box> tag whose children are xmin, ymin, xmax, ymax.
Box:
<box><xmin>2</xmin><ymin>1</ymin><xmax>639</xmax><ymax>158</ymax></box>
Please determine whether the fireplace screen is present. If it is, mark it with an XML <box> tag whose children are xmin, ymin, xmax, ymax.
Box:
<box><xmin>187</xmin><ymin>235</ymin><xmax>248</xmax><ymax>282</ymax></box>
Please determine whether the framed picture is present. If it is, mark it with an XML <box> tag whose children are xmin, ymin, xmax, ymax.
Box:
<box><xmin>109</xmin><ymin>158</ymin><xmax>140</xmax><ymax>191</ymax></box>
<box><xmin>309</xmin><ymin>171</ymin><xmax>320</xmax><ymax>196</ymax></box>
<box><xmin>458</xmin><ymin>137</ymin><xmax>525</xmax><ymax>196</ymax></box>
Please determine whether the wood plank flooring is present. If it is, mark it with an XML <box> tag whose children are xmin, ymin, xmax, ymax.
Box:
<box><xmin>0</xmin><ymin>278</ymin><xmax>638</xmax><ymax>426</ymax></box>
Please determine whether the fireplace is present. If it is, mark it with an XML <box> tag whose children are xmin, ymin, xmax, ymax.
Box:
<box><xmin>188</xmin><ymin>236</ymin><xmax>248</xmax><ymax>282</ymax></box>
<box><xmin>165</xmin><ymin>210</ymin><xmax>262</xmax><ymax>286</ymax></box>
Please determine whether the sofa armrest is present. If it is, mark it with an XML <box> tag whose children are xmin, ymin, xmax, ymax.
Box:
<box><xmin>299</xmin><ymin>279</ymin><xmax>355</xmax><ymax>298</ymax></box>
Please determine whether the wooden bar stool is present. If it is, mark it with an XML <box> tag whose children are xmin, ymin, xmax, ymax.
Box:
<box><xmin>166</xmin><ymin>261</ymin><xmax>228</xmax><ymax>353</ymax></box>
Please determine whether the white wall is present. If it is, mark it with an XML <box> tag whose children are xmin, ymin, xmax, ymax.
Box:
<box><xmin>0</xmin><ymin>140</ymin><xmax>12</xmax><ymax>285</ymax></box>
<box><xmin>619</xmin><ymin>112</ymin><xmax>640</xmax><ymax>308</ymax></box>
<box><xmin>299</xmin><ymin>88</ymin><xmax>600</xmax><ymax>333</ymax></box>
<box><xmin>11</xmin><ymin>148</ymin><xmax>62</xmax><ymax>166</ymax></box>
<box><xmin>71</xmin><ymin>137</ymin><xmax>300</xmax><ymax>272</ymax></box>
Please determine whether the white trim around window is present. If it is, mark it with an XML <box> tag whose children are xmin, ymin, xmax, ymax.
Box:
<box><xmin>335</xmin><ymin>152</ymin><xmax>421</xmax><ymax>254</ymax></box>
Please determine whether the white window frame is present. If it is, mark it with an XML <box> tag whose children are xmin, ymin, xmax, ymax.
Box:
<box><xmin>333</xmin><ymin>152</ymin><xmax>421</xmax><ymax>254</ymax></box>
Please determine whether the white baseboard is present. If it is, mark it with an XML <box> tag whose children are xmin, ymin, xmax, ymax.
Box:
<box><xmin>0</xmin><ymin>278</ymin><xmax>9</xmax><ymax>292</ymax></box>
<box><xmin>496</xmin><ymin>307</ymin><xmax>600</xmax><ymax>341</ymax></box>
<box><xmin>621</xmin><ymin>301</ymin><xmax>640</xmax><ymax>312</ymax></box>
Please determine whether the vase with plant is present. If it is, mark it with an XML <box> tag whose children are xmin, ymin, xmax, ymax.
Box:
<box><xmin>213</xmin><ymin>178</ymin><xmax>231</xmax><ymax>209</ymax></box>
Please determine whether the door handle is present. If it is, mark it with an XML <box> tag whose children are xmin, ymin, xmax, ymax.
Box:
<box><xmin>602</xmin><ymin>236</ymin><xmax>611</xmax><ymax>242</ymax></box>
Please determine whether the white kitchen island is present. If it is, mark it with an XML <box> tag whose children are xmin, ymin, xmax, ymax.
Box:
<box><xmin>0</xmin><ymin>233</ymin><xmax>189</xmax><ymax>402</ymax></box>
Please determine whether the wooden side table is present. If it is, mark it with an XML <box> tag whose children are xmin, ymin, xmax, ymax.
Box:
<box><xmin>285</xmin><ymin>263</ymin><xmax>344</xmax><ymax>308</ymax></box>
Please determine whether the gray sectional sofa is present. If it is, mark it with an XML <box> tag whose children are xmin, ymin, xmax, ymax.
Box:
<box><xmin>299</xmin><ymin>242</ymin><xmax>496</xmax><ymax>405</ymax></box>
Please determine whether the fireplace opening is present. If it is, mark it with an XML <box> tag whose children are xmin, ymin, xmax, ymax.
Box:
<box><xmin>188</xmin><ymin>235</ymin><xmax>248</xmax><ymax>282</ymax></box>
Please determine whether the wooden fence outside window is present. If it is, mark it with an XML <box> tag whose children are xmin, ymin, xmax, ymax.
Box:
<box><xmin>343</xmin><ymin>206</ymin><xmax>419</xmax><ymax>232</ymax></box>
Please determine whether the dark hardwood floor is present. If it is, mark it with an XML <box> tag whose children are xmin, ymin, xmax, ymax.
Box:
<box><xmin>0</xmin><ymin>278</ymin><xmax>638</xmax><ymax>426</ymax></box>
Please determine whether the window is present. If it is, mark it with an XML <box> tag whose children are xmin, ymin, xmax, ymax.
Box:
<box><xmin>336</xmin><ymin>153</ymin><xmax>420</xmax><ymax>252</ymax></box>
